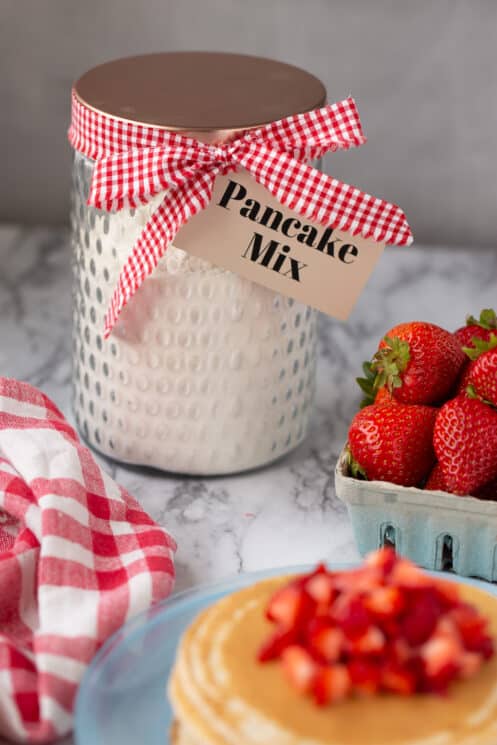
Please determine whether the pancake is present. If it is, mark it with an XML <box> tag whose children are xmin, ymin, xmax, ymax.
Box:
<box><xmin>168</xmin><ymin>576</ymin><xmax>497</xmax><ymax>745</ymax></box>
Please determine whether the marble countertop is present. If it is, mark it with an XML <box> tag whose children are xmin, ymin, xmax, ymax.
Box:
<box><xmin>2</xmin><ymin>225</ymin><xmax>497</xmax><ymax>594</ymax></box>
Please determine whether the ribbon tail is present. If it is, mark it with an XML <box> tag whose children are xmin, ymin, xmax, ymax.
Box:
<box><xmin>235</xmin><ymin>143</ymin><xmax>413</xmax><ymax>247</ymax></box>
<box><xmin>103</xmin><ymin>171</ymin><xmax>216</xmax><ymax>337</ymax></box>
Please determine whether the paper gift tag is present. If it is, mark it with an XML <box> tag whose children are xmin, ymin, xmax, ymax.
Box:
<box><xmin>174</xmin><ymin>169</ymin><xmax>384</xmax><ymax>320</ymax></box>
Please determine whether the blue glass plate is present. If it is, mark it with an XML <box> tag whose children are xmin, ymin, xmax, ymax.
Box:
<box><xmin>74</xmin><ymin>567</ymin><xmax>497</xmax><ymax>745</ymax></box>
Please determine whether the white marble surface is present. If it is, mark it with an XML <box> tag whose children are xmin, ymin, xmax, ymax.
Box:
<box><xmin>2</xmin><ymin>226</ymin><xmax>497</xmax><ymax>595</ymax></box>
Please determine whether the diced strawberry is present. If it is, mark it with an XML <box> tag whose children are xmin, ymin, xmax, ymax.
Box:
<box><xmin>388</xmin><ymin>638</ymin><xmax>411</xmax><ymax>665</ymax></box>
<box><xmin>477</xmin><ymin>637</ymin><xmax>494</xmax><ymax>660</ymax></box>
<box><xmin>459</xmin><ymin>652</ymin><xmax>483</xmax><ymax>678</ymax></box>
<box><xmin>448</xmin><ymin>604</ymin><xmax>480</xmax><ymax>633</ymax></box>
<box><xmin>307</xmin><ymin>620</ymin><xmax>344</xmax><ymax>663</ymax></box>
<box><xmin>405</xmin><ymin>655</ymin><xmax>426</xmax><ymax>688</ymax></box>
<box><xmin>348</xmin><ymin>626</ymin><xmax>385</xmax><ymax>655</ymax></box>
<box><xmin>434</xmin><ymin>616</ymin><xmax>462</xmax><ymax>645</ymax></box>
<box><xmin>365</xmin><ymin>586</ymin><xmax>405</xmax><ymax>619</ymax></box>
<box><xmin>426</xmin><ymin>665</ymin><xmax>460</xmax><ymax>694</ymax></box>
<box><xmin>266</xmin><ymin>583</ymin><xmax>315</xmax><ymax>630</ymax></box>
<box><xmin>378</xmin><ymin>617</ymin><xmax>402</xmax><ymax>640</ymax></box>
<box><xmin>390</xmin><ymin>559</ymin><xmax>432</xmax><ymax>588</ymax></box>
<box><xmin>421</xmin><ymin>632</ymin><xmax>461</xmax><ymax>692</ymax></box>
<box><xmin>306</xmin><ymin>570</ymin><xmax>336</xmax><ymax>612</ymax></box>
<box><xmin>365</xmin><ymin>547</ymin><xmax>398</xmax><ymax>576</ymax></box>
<box><xmin>258</xmin><ymin>627</ymin><xmax>297</xmax><ymax>662</ymax></box>
<box><xmin>434</xmin><ymin>579</ymin><xmax>461</xmax><ymax>609</ymax></box>
<box><xmin>332</xmin><ymin>595</ymin><xmax>371</xmax><ymax>640</ymax></box>
<box><xmin>348</xmin><ymin>659</ymin><xmax>381</xmax><ymax>695</ymax></box>
<box><xmin>450</xmin><ymin>605</ymin><xmax>494</xmax><ymax>658</ymax></box>
<box><xmin>381</xmin><ymin>663</ymin><xmax>417</xmax><ymax>695</ymax></box>
<box><xmin>400</xmin><ymin>590</ymin><xmax>440</xmax><ymax>646</ymax></box>
<box><xmin>258</xmin><ymin>552</ymin><xmax>494</xmax><ymax>706</ymax></box>
<box><xmin>333</xmin><ymin>566</ymin><xmax>381</xmax><ymax>594</ymax></box>
<box><xmin>313</xmin><ymin>665</ymin><xmax>351</xmax><ymax>706</ymax></box>
<box><xmin>281</xmin><ymin>646</ymin><xmax>318</xmax><ymax>693</ymax></box>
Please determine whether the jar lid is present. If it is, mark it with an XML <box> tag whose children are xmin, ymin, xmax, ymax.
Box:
<box><xmin>74</xmin><ymin>52</ymin><xmax>326</xmax><ymax>132</ymax></box>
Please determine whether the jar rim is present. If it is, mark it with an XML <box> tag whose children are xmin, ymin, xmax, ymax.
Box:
<box><xmin>73</xmin><ymin>51</ymin><xmax>327</xmax><ymax>133</ymax></box>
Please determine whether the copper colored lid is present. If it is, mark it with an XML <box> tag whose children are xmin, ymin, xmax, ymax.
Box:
<box><xmin>74</xmin><ymin>52</ymin><xmax>326</xmax><ymax>132</ymax></box>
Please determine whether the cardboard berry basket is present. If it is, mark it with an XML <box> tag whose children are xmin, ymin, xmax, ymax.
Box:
<box><xmin>335</xmin><ymin>446</ymin><xmax>497</xmax><ymax>582</ymax></box>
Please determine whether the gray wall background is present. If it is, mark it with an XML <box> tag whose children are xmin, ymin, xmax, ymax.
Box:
<box><xmin>1</xmin><ymin>0</ymin><xmax>496</xmax><ymax>246</ymax></box>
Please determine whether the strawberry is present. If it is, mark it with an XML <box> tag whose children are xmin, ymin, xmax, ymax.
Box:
<box><xmin>364</xmin><ymin>586</ymin><xmax>405</xmax><ymax>619</ymax></box>
<box><xmin>307</xmin><ymin>621</ymin><xmax>344</xmax><ymax>663</ymax></box>
<box><xmin>348</xmin><ymin>403</ymin><xmax>437</xmax><ymax>487</ymax></box>
<box><xmin>281</xmin><ymin>646</ymin><xmax>318</xmax><ymax>693</ymax></box>
<box><xmin>389</xmin><ymin>638</ymin><xmax>411</xmax><ymax>665</ymax></box>
<box><xmin>266</xmin><ymin>582</ymin><xmax>315</xmax><ymax>630</ymax></box>
<box><xmin>348</xmin><ymin>659</ymin><xmax>381</xmax><ymax>695</ymax></box>
<box><xmin>333</xmin><ymin>566</ymin><xmax>381</xmax><ymax>594</ymax></box>
<box><xmin>371</xmin><ymin>322</ymin><xmax>465</xmax><ymax>405</ymax></box>
<box><xmin>459</xmin><ymin>652</ymin><xmax>483</xmax><ymax>678</ymax></box>
<box><xmin>434</xmin><ymin>579</ymin><xmax>461</xmax><ymax>609</ymax></box>
<box><xmin>424</xmin><ymin>463</ymin><xmax>450</xmax><ymax>492</ymax></box>
<box><xmin>420</xmin><ymin>631</ymin><xmax>461</xmax><ymax>692</ymax></box>
<box><xmin>457</xmin><ymin>333</ymin><xmax>497</xmax><ymax>397</ymax></box>
<box><xmin>456</xmin><ymin>327</ymin><xmax>494</xmax><ymax>350</ymax></box>
<box><xmin>381</xmin><ymin>663</ymin><xmax>417</xmax><ymax>695</ymax></box>
<box><xmin>390</xmin><ymin>558</ymin><xmax>432</xmax><ymax>588</ymax></box>
<box><xmin>332</xmin><ymin>595</ymin><xmax>371</xmax><ymax>640</ymax></box>
<box><xmin>400</xmin><ymin>590</ymin><xmax>440</xmax><ymax>646</ymax></box>
<box><xmin>456</xmin><ymin>362</ymin><xmax>474</xmax><ymax>395</ymax></box>
<box><xmin>347</xmin><ymin>626</ymin><xmax>385</xmax><ymax>655</ymax></box>
<box><xmin>259</xmin><ymin>551</ymin><xmax>494</xmax><ymax>705</ymax></box>
<box><xmin>449</xmin><ymin>604</ymin><xmax>494</xmax><ymax>657</ymax></box>
<box><xmin>313</xmin><ymin>665</ymin><xmax>351</xmax><ymax>705</ymax></box>
<box><xmin>258</xmin><ymin>627</ymin><xmax>297</xmax><ymax>661</ymax></box>
<box><xmin>475</xmin><ymin>477</ymin><xmax>497</xmax><ymax>499</ymax></box>
<box><xmin>454</xmin><ymin>309</ymin><xmax>497</xmax><ymax>350</ymax></box>
<box><xmin>365</xmin><ymin>546</ymin><xmax>398</xmax><ymax>576</ymax></box>
<box><xmin>305</xmin><ymin>566</ymin><xmax>336</xmax><ymax>611</ymax></box>
<box><xmin>434</xmin><ymin>395</ymin><xmax>497</xmax><ymax>495</ymax></box>
<box><xmin>374</xmin><ymin>387</ymin><xmax>396</xmax><ymax>406</ymax></box>
<box><xmin>467</xmin><ymin>347</ymin><xmax>497</xmax><ymax>407</ymax></box>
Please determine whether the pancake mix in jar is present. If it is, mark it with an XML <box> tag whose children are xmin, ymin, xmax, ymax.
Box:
<box><xmin>68</xmin><ymin>52</ymin><xmax>412</xmax><ymax>474</ymax></box>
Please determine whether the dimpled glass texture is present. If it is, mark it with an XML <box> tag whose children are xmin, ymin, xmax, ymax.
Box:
<box><xmin>71</xmin><ymin>152</ymin><xmax>318</xmax><ymax>474</ymax></box>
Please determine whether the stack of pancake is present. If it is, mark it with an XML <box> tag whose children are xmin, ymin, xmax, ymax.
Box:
<box><xmin>168</xmin><ymin>576</ymin><xmax>497</xmax><ymax>745</ymax></box>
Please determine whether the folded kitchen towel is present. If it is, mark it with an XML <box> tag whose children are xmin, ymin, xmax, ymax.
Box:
<box><xmin>0</xmin><ymin>378</ymin><xmax>176</xmax><ymax>743</ymax></box>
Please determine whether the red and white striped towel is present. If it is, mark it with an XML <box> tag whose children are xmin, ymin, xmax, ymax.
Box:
<box><xmin>0</xmin><ymin>378</ymin><xmax>176</xmax><ymax>743</ymax></box>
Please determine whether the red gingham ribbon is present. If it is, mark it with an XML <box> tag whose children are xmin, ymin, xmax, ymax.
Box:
<box><xmin>69</xmin><ymin>94</ymin><xmax>413</xmax><ymax>338</ymax></box>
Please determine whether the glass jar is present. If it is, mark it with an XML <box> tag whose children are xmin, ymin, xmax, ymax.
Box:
<box><xmin>70</xmin><ymin>52</ymin><xmax>326</xmax><ymax>475</ymax></box>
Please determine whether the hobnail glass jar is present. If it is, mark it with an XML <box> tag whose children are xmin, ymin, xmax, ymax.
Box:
<box><xmin>70</xmin><ymin>52</ymin><xmax>325</xmax><ymax>475</ymax></box>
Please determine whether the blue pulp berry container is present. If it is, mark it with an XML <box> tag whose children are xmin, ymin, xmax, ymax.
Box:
<box><xmin>335</xmin><ymin>447</ymin><xmax>497</xmax><ymax>582</ymax></box>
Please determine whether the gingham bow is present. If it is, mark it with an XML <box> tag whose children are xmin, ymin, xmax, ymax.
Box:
<box><xmin>69</xmin><ymin>95</ymin><xmax>413</xmax><ymax>337</ymax></box>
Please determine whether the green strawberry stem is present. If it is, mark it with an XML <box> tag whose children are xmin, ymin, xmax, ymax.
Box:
<box><xmin>356</xmin><ymin>360</ymin><xmax>377</xmax><ymax>408</ymax></box>
<box><xmin>463</xmin><ymin>333</ymin><xmax>497</xmax><ymax>361</ymax></box>
<box><xmin>466</xmin><ymin>308</ymin><xmax>497</xmax><ymax>330</ymax></box>
<box><xmin>466</xmin><ymin>383</ymin><xmax>497</xmax><ymax>409</ymax></box>
<box><xmin>346</xmin><ymin>447</ymin><xmax>368</xmax><ymax>480</ymax></box>
<box><xmin>370</xmin><ymin>336</ymin><xmax>410</xmax><ymax>394</ymax></box>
